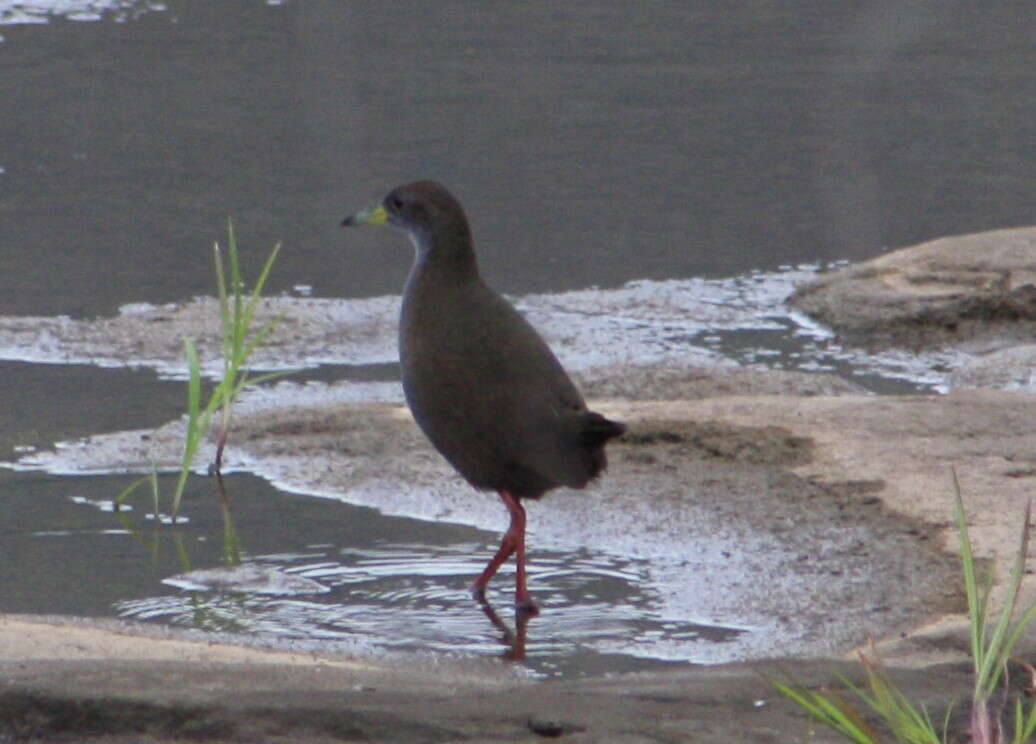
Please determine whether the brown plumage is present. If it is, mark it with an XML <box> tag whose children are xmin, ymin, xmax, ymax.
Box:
<box><xmin>343</xmin><ymin>180</ymin><xmax>625</xmax><ymax>612</ymax></box>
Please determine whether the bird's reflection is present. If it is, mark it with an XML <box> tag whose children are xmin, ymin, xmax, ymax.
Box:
<box><xmin>477</xmin><ymin>597</ymin><xmax>533</xmax><ymax>661</ymax></box>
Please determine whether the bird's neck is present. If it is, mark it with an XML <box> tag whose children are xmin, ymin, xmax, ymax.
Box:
<box><xmin>409</xmin><ymin>226</ymin><xmax>481</xmax><ymax>284</ymax></box>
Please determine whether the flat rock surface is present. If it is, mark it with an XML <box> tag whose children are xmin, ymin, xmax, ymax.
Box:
<box><xmin>790</xmin><ymin>225</ymin><xmax>1036</xmax><ymax>350</ymax></box>
<box><xmin>0</xmin><ymin>614</ymin><xmax>976</xmax><ymax>744</ymax></box>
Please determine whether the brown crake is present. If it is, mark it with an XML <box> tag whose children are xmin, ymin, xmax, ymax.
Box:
<box><xmin>343</xmin><ymin>180</ymin><xmax>625</xmax><ymax>612</ymax></box>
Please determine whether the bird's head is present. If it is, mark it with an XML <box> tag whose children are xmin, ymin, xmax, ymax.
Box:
<box><xmin>342</xmin><ymin>180</ymin><xmax>472</xmax><ymax>257</ymax></box>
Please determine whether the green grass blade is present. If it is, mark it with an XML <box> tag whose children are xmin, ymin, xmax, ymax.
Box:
<box><xmin>148</xmin><ymin>469</ymin><xmax>160</xmax><ymax>521</ymax></box>
<box><xmin>219</xmin><ymin>501</ymin><xmax>242</xmax><ymax>566</ymax></box>
<box><xmin>953</xmin><ymin>469</ymin><xmax>986</xmax><ymax>681</ymax></box>
<box><xmin>242</xmin><ymin>241</ymin><xmax>280</xmax><ymax>320</ymax></box>
<box><xmin>203</xmin><ymin>378</ymin><xmax>231</xmax><ymax>418</ymax></box>
<box><xmin>171</xmin><ymin>338</ymin><xmax>205</xmax><ymax>518</ymax></box>
<box><xmin>770</xmin><ymin>680</ymin><xmax>880</xmax><ymax>743</ymax></box>
<box><xmin>213</xmin><ymin>242</ymin><xmax>228</xmax><ymax>330</ymax></box>
<box><xmin>213</xmin><ymin>241</ymin><xmax>235</xmax><ymax>379</ymax></box>
<box><xmin>239</xmin><ymin>369</ymin><xmax>293</xmax><ymax>388</ymax></box>
<box><xmin>976</xmin><ymin>500</ymin><xmax>1032</xmax><ymax>696</ymax></box>
<box><xmin>172</xmin><ymin>531</ymin><xmax>193</xmax><ymax>572</ymax></box>
<box><xmin>1002</xmin><ymin>603</ymin><xmax>1036</xmax><ymax>675</ymax></box>
<box><xmin>253</xmin><ymin>241</ymin><xmax>281</xmax><ymax>296</ymax></box>
<box><xmin>238</xmin><ymin>317</ymin><xmax>283</xmax><ymax>371</ymax></box>
<box><xmin>1015</xmin><ymin>696</ymin><xmax>1036</xmax><ymax>743</ymax></box>
<box><xmin>185</xmin><ymin>339</ymin><xmax>202</xmax><ymax>425</ymax></box>
<box><xmin>115</xmin><ymin>474</ymin><xmax>153</xmax><ymax>508</ymax></box>
<box><xmin>229</xmin><ymin>221</ymin><xmax>246</xmax><ymax>363</ymax></box>
<box><xmin>170</xmin><ymin>445</ymin><xmax>191</xmax><ymax>518</ymax></box>
<box><xmin>940</xmin><ymin>701</ymin><xmax>954</xmax><ymax>743</ymax></box>
<box><xmin>849</xmin><ymin>659</ymin><xmax>941</xmax><ymax>744</ymax></box>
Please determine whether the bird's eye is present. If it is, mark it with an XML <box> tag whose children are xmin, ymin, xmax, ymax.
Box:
<box><xmin>389</xmin><ymin>195</ymin><xmax>404</xmax><ymax>210</ymax></box>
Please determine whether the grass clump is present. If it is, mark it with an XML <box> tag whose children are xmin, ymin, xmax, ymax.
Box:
<box><xmin>118</xmin><ymin>222</ymin><xmax>284</xmax><ymax>526</ymax></box>
<box><xmin>771</xmin><ymin>472</ymin><xmax>1036</xmax><ymax>743</ymax></box>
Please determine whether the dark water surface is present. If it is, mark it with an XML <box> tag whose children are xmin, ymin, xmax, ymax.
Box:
<box><xmin>2</xmin><ymin>0</ymin><xmax>1035</xmax><ymax>675</ymax></box>
<box><xmin>3</xmin><ymin>1</ymin><xmax>1036</xmax><ymax>318</ymax></box>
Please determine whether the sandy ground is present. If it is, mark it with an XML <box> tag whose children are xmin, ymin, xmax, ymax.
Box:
<box><xmin>0</xmin><ymin>613</ymin><xmax>981</xmax><ymax>744</ymax></box>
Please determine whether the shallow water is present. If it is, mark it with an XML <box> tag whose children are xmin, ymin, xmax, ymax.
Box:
<box><xmin>117</xmin><ymin>536</ymin><xmax>741</xmax><ymax>678</ymax></box>
<box><xmin>1</xmin><ymin>0</ymin><xmax>1034</xmax><ymax>677</ymax></box>
<box><xmin>2</xmin><ymin>466</ymin><xmax>742</xmax><ymax>677</ymax></box>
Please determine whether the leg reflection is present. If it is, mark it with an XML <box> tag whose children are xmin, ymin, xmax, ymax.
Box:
<box><xmin>477</xmin><ymin>595</ymin><xmax>532</xmax><ymax>661</ymax></box>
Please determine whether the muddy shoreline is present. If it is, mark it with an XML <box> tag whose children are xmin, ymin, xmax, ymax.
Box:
<box><xmin>5</xmin><ymin>378</ymin><xmax>1033</xmax><ymax>741</ymax></box>
<box><xmin>4</xmin><ymin>227</ymin><xmax>1036</xmax><ymax>741</ymax></box>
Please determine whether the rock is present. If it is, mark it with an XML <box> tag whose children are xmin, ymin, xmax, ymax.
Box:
<box><xmin>790</xmin><ymin>226</ymin><xmax>1036</xmax><ymax>350</ymax></box>
<box><xmin>949</xmin><ymin>343</ymin><xmax>1036</xmax><ymax>391</ymax></box>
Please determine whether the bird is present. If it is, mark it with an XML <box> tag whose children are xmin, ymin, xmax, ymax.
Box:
<box><xmin>342</xmin><ymin>180</ymin><xmax>625</xmax><ymax>614</ymax></box>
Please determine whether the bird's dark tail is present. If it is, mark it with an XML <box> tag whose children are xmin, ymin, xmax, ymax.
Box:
<box><xmin>579</xmin><ymin>412</ymin><xmax>626</xmax><ymax>448</ymax></box>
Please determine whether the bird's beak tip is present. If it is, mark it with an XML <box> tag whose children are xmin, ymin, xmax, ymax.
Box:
<box><xmin>342</xmin><ymin>204</ymin><xmax>388</xmax><ymax>228</ymax></box>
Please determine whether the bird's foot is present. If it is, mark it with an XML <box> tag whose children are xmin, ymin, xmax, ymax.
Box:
<box><xmin>515</xmin><ymin>598</ymin><xmax>539</xmax><ymax>618</ymax></box>
<box><xmin>472</xmin><ymin>585</ymin><xmax>539</xmax><ymax>617</ymax></box>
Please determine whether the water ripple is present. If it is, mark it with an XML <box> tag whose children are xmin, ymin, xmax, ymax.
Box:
<box><xmin>115</xmin><ymin>540</ymin><xmax>745</xmax><ymax>676</ymax></box>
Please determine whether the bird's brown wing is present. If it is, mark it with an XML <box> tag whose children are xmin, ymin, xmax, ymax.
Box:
<box><xmin>401</xmin><ymin>280</ymin><xmax>593</xmax><ymax>496</ymax></box>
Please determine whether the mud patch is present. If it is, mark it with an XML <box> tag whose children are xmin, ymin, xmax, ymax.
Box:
<box><xmin>0</xmin><ymin>690</ymin><xmax>459</xmax><ymax>743</ymax></box>
<box><xmin>576</xmin><ymin>363</ymin><xmax>866</xmax><ymax>400</ymax></box>
<box><xmin>622</xmin><ymin>419</ymin><xmax>815</xmax><ymax>467</ymax></box>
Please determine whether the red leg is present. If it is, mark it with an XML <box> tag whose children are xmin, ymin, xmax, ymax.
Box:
<box><xmin>470</xmin><ymin>490</ymin><xmax>539</xmax><ymax>614</ymax></box>
<box><xmin>471</xmin><ymin>519</ymin><xmax>517</xmax><ymax>599</ymax></box>
<box><xmin>509</xmin><ymin>494</ymin><xmax>538</xmax><ymax>615</ymax></box>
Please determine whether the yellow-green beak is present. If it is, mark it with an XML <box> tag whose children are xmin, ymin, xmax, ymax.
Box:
<box><xmin>341</xmin><ymin>203</ymin><xmax>388</xmax><ymax>227</ymax></box>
